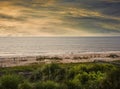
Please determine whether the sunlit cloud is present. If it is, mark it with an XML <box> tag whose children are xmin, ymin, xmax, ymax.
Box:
<box><xmin>0</xmin><ymin>0</ymin><xmax>120</xmax><ymax>36</ymax></box>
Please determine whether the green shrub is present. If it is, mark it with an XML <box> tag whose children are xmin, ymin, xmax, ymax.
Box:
<box><xmin>34</xmin><ymin>81</ymin><xmax>60</xmax><ymax>89</ymax></box>
<box><xmin>88</xmin><ymin>64</ymin><xmax>115</xmax><ymax>73</ymax></box>
<box><xmin>30</xmin><ymin>68</ymin><xmax>43</xmax><ymax>82</ymax></box>
<box><xmin>0</xmin><ymin>63</ymin><xmax>119</xmax><ymax>89</ymax></box>
<box><xmin>100</xmin><ymin>68</ymin><xmax>120</xmax><ymax>89</ymax></box>
<box><xmin>41</xmin><ymin>63</ymin><xmax>63</xmax><ymax>81</ymax></box>
<box><xmin>18</xmin><ymin>81</ymin><xmax>33</xmax><ymax>89</ymax></box>
<box><xmin>0</xmin><ymin>74</ymin><xmax>23</xmax><ymax>89</ymax></box>
<box><xmin>65</xmin><ymin>80</ymin><xmax>82</xmax><ymax>89</ymax></box>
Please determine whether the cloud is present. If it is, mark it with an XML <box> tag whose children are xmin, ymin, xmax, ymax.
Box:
<box><xmin>0</xmin><ymin>0</ymin><xmax>120</xmax><ymax>36</ymax></box>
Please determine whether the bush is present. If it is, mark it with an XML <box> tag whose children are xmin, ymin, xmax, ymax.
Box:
<box><xmin>0</xmin><ymin>63</ymin><xmax>119</xmax><ymax>89</ymax></box>
<box><xmin>30</xmin><ymin>68</ymin><xmax>43</xmax><ymax>82</ymax></box>
<box><xmin>18</xmin><ymin>81</ymin><xmax>33</xmax><ymax>89</ymax></box>
<box><xmin>30</xmin><ymin>63</ymin><xmax>66</xmax><ymax>82</ymax></box>
<box><xmin>88</xmin><ymin>64</ymin><xmax>115</xmax><ymax>73</ymax></box>
<box><xmin>65</xmin><ymin>80</ymin><xmax>82</xmax><ymax>89</ymax></box>
<box><xmin>100</xmin><ymin>68</ymin><xmax>120</xmax><ymax>89</ymax></box>
<box><xmin>0</xmin><ymin>74</ymin><xmax>23</xmax><ymax>89</ymax></box>
<box><xmin>34</xmin><ymin>81</ymin><xmax>60</xmax><ymax>89</ymax></box>
<box><xmin>40</xmin><ymin>63</ymin><xmax>63</xmax><ymax>81</ymax></box>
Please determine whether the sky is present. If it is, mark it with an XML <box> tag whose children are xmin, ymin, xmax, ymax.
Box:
<box><xmin>0</xmin><ymin>0</ymin><xmax>120</xmax><ymax>36</ymax></box>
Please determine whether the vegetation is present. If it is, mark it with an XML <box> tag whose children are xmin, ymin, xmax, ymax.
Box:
<box><xmin>107</xmin><ymin>54</ymin><xmax>119</xmax><ymax>58</ymax></box>
<box><xmin>0</xmin><ymin>74</ymin><xmax>23</xmax><ymax>89</ymax></box>
<box><xmin>36</xmin><ymin>56</ymin><xmax>62</xmax><ymax>61</ymax></box>
<box><xmin>0</xmin><ymin>63</ymin><xmax>120</xmax><ymax>89</ymax></box>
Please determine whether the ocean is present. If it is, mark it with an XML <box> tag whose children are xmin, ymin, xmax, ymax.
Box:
<box><xmin>0</xmin><ymin>37</ymin><xmax>120</xmax><ymax>56</ymax></box>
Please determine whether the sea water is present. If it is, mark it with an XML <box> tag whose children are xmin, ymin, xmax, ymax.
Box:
<box><xmin>0</xmin><ymin>37</ymin><xmax>120</xmax><ymax>56</ymax></box>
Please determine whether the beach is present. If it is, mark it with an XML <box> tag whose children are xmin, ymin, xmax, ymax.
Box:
<box><xmin>0</xmin><ymin>37</ymin><xmax>120</xmax><ymax>67</ymax></box>
<box><xmin>0</xmin><ymin>51</ymin><xmax>120</xmax><ymax>67</ymax></box>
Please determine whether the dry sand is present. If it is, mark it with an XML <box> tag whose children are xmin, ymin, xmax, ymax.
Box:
<box><xmin>0</xmin><ymin>52</ymin><xmax>120</xmax><ymax>67</ymax></box>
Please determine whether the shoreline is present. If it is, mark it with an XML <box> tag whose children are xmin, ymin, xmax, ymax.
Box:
<box><xmin>0</xmin><ymin>51</ymin><xmax>120</xmax><ymax>67</ymax></box>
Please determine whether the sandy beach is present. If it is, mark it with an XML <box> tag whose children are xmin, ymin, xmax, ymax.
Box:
<box><xmin>0</xmin><ymin>52</ymin><xmax>120</xmax><ymax>67</ymax></box>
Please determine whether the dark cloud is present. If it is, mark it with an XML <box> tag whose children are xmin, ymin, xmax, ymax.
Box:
<box><xmin>87</xmin><ymin>1</ymin><xmax>120</xmax><ymax>17</ymax></box>
<box><xmin>0</xmin><ymin>13</ymin><xmax>15</xmax><ymax>20</ymax></box>
<box><xmin>0</xmin><ymin>13</ymin><xmax>27</xmax><ymax>21</ymax></box>
<box><xmin>57</xmin><ymin>0</ymin><xmax>120</xmax><ymax>18</ymax></box>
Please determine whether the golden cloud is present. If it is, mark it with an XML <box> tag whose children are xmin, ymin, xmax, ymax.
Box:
<box><xmin>0</xmin><ymin>0</ymin><xmax>120</xmax><ymax>36</ymax></box>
